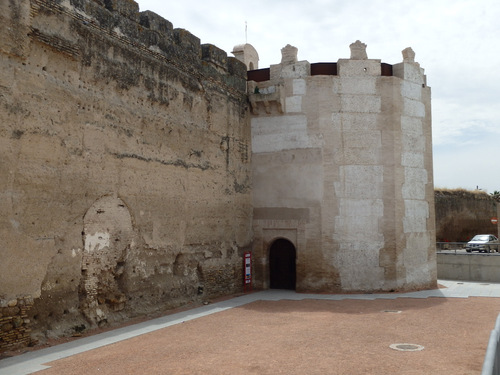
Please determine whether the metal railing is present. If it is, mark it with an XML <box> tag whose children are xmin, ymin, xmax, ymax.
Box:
<box><xmin>482</xmin><ymin>314</ymin><xmax>500</xmax><ymax>375</ymax></box>
<box><xmin>436</xmin><ymin>242</ymin><xmax>467</xmax><ymax>253</ymax></box>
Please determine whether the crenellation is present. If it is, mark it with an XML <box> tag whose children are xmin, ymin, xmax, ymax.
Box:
<box><xmin>349</xmin><ymin>40</ymin><xmax>368</xmax><ymax>60</ymax></box>
<box><xmin>173</xmin><ymin>28</ymin><xmax>202</xmax><ymax>60</ymax></box>
<box><xmin>201</xmin><ymin>44</ymin><xmax>229</xmax><ymax>72</ymax></box>
<box><xmin>139</xmin><ymin>10</ymin><xmax>173</xmax><ymax>35</ymax></box>
<box><xmin>29</xmin><ymin>0</ymin><xmax>246</xmax><ymax>87</ymax></box>
<box><xmin>100</xmin><ymin>0</ymin><xmax>140</xmax><ymax>20</ymax></box>
<box><xmin>393</xmin><ymin>48</ymin><xmax>427</xmax><ymax>85</ymax></box>
<box><xmin>226</xmin><ymin>57</ymin><xmax>248</xmax><ymax>87</ymax></box>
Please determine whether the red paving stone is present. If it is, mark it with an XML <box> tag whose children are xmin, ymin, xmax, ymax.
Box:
<box><xmin>34</xmin><ymin>296</ymin><xmax>500</xmax><ymax>375</ymax></box>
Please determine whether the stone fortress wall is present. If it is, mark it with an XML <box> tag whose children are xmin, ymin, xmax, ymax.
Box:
<box><xmin>0</xmin><ymin>0</ymin><xmax>251</xmax><ymax>350</ymax></box>
<box><xmin>1</xmin><ymin>0</ymin><xmax>436</xmax><ymax>351</ymax></box>
<box><xmin>435</xmin><ymin>189</ymin><xmax>499</xmax><ymax>242</ymax></box>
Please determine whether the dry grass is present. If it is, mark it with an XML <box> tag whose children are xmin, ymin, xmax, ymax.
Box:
<box><xmin>435</xmin><ymin>187</ymin><xmax>495</xmax><ymax>200</ymax></box>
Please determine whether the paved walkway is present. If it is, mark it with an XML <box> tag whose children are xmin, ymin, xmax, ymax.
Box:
<box><xmin>1</xmin><ymin>280</ymin><xmax>500</xmax><ymax>375</ymax></box>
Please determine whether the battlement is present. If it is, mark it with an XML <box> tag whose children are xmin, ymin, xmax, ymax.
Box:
<box><xmin>244</xmin><ymin>42</ymin><xmax>428</xmax><ymax>115</ymax></box>
<box><xmin>247</xmin><ymin>42</ymin><xmax>426</xmax><ymax>86</ymax></box>
<box><xmin>27</xmin><ymin>0</ymin><xmax>247</xmax><ymax>94</ymax></box>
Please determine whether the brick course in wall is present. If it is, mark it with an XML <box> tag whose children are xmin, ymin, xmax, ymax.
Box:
<box><xmin>0</xmin><ymin>297</ymin><xmax>33</xmax><ymax>351</ymax></box>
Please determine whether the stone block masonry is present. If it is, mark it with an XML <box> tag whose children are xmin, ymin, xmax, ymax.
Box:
<box><xmin>249</xmin><ymin>42</ymin><xmax>436</xmax><ymax>293</ymax></box>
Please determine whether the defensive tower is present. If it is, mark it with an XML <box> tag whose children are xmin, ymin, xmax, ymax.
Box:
<box><xmin>239</xmin><ymin>41</ymin><xmax>436</xmax><ymax>292</ymax></box>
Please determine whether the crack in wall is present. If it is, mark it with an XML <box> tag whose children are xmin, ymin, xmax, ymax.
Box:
<box><xmin>111</xmin><ymin>152</ymin><xmax>213</xmax><ymax>171</ymax></box>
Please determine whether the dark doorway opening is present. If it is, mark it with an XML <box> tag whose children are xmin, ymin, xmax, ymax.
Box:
<box><xmin>269</xmin><ymin>238</ymin><xmax>296</xmax><ymax>290</ymax></box>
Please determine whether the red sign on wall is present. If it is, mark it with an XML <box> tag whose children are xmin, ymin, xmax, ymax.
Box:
<box><xmin>243</xmin><ymin>252</ymin><xmax>252</xmax><ymax>292</ymax></box>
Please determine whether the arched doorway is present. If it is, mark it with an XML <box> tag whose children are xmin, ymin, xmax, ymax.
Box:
<box><xmin>269</xmin><ymin>238</ymin><xmax>296</xmax><ymax>290</ymax></box>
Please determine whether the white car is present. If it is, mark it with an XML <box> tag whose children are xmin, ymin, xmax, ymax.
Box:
<box><xmin>465</xmin><ymin>234</ymin><xmax>499</xmax><ymax>253</ymax></box>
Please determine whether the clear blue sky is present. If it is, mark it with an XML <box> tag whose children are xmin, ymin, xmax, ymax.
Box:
<box><xmin>138</xmin><ymin>0</ymin><xmax>500</xmax><ymax>194</ymax></box>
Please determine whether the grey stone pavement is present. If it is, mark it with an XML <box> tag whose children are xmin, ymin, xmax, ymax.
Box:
<box><xmin>2</xmin><ymin>279</ymin><xmax>500</xmax><ymax>375</ymax></box>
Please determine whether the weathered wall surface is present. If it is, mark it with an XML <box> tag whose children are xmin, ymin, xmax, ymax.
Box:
<box><xmin>0</xmin><ymin>0</ymin><xmax>251</xmax><ymax>349</ymax></box>
<box><xmin>250</xmin><ymin>42</ymin><xmax>436</xmax><ymax>293</ymax></box>
<box><xmin>435</xmin><ymin>189</ymin><xmax>498</xmax><ymax>242</ymax></box>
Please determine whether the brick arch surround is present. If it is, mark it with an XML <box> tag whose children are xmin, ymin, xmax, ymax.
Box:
<box><xmin>252</xmin><ymin>219</ymin><xmax>306</xmax><ymax>290</ymax></box>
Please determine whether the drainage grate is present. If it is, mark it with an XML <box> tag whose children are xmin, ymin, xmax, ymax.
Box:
<box><xmin>390</xmin><ymin>343</ymin><xmax>424</xmax><ymax>352</ymax></box>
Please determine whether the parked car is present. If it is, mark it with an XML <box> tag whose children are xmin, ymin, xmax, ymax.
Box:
<box><xmin>465</xmin><ymin>234</ymin><xmax>499</xmax><ymax>253</ymax></box>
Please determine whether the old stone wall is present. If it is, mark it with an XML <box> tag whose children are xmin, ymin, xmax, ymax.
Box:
<box><xmin>0</xmin><ymin>0</ymin><xmax>251</xmax><ymax>349</ymax></box>
<box><xmin>0</xmin><ymin>297</ymin><xmax>33</xmax><ymax>351</ymax></box>
<box><xmin>249</xmin><ymin>42</ymin><xmax>436</xmax><ymax>293</ymax></box>
<box><xmin>435</xmin><ymin>189</ymin><xmax>499</xmax><ymax>242</ymax></box>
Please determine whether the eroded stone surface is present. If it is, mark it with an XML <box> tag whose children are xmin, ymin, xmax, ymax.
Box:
<box><xmin>0</xmin><ymin>0</ymin><xmax>251</xmax><ymax>347</ymax></box>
